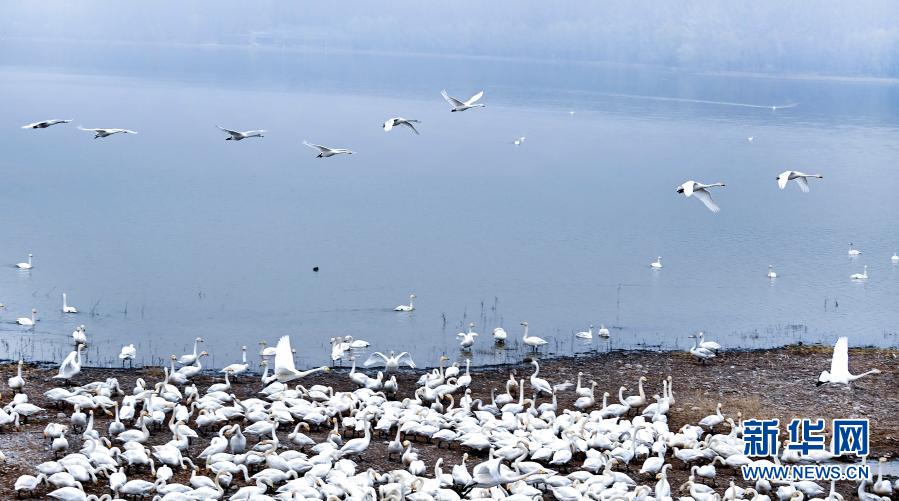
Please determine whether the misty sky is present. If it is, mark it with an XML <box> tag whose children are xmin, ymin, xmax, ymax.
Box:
<box><xmin>3</xmin><ymin>1</ymin><xmax>899</xmax><ymax>77</ymax></box>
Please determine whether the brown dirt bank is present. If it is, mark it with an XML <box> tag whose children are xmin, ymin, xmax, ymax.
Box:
<box><xmin>0</xmin><ymin>344</ymin><xmax>894</xmax><ymax>499</ymax></box>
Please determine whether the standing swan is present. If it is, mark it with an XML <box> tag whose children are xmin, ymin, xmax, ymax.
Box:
<box><xmin>521</xmin><ymin>321</ymin><xmax>548</xmax><ymax>351</ymax></box>
<box><xmin>364</xmin><ymin>350</ymin><xmax>416</xmax><ymax>372</ymax></box>
<box><xmin>817</xmin><ymin>337</ymin><xmax>881</xmax><ymax>386</ymax></box>
<box><xmin>119</xmin><ymin>344</ymin><xmax>136</xmax><ymax>368</ymax></box>
<box><xmin>688</xmin><ymin>335</ymin><xmax>716</xmax><ymax>363</ymax></box>
<box><xmin>394</xmin><ymin>294</ymin><xmax>416</xmax><ymax>312</ymax></box>
<box><xmin>62</xmin><ymin>293</ymin><xmax>78</xmax><ymax>314</ymax></box>
<box><xmin>221</xmin><ymin>346</ymin><xmax>249</xmax><ymax>377</ymax></box>
<box><xmin>458</xmin><ymin>323</ymin><xmax>478</xmax><ymax>350</ymax></box>
<box><xmin>54</xmin><ymin>344</ymin><xmax>84</xmax><ymax>381</ymax></box>
<box><xmin>16</xmin><ymin>253</ymin><xmax>33</xmax><ymax>270</ymax></box>
<box><xmin>8</xmin><ymin>359</ymin><xmax>25</xmax><ymax>393</ymax></box>
<box><xmin>178</xmin><ymin>337</ymin><xmax>204</xmax><ymax>365</ymax></box>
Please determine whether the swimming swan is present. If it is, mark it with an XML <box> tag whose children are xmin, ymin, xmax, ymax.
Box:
<box><xmin>62</xmin><ymin>293</ymin><xmax>78</xmax><ymax>314</ymax></box>
<box><xmin>394</xmin><ymin>294</ymin><xmax>416</xmax><ymax>312</ymax></box>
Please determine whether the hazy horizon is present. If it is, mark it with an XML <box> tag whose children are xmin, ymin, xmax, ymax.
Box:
<box><xmin>4</xmin><ymin>1</ymin><xmax>899</xmax><ymax>78</ymax></box>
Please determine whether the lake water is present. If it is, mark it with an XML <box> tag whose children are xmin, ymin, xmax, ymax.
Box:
<box><xmin>1</xmin><ymin>41</ymin><xmax>898</xmax><ymax>370</ymax></box>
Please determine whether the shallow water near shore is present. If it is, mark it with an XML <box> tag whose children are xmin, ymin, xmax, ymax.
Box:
<box><xmin>1</xmin><ymin>41</ymin><xmax>899</xmax><ymax>369</ymax></box>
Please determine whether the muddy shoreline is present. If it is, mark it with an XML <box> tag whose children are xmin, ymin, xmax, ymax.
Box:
<box><xmin>0</xmin><ymin>344</ymin><xmax>895</xmax><ymax>498</ymax></box>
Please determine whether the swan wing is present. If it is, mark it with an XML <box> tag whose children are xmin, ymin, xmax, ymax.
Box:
<box><xmin>465</xmin><ymin>90</ymin><xmax>484</xmax><ymax>106</ymax></box>
<box><xmin>441</xmin><ymin>90</ymin><xmax>465</xmax><ymax>108</ymax></box>
<box><xmin>830</xmin><ymin>337</ymin><xmax>849</xmax><ymax>377</ymax></box>
<box><xmin>400</xmin><ymin>121</ymin><xmax>420</xmax><ymax>135</ymax></box>
<box><xmin>777</xmin><ymin>171</ymin><xmax>791</xmax><ymax>190</ymax></box>
<box><xmin>303</xmin><ymin>141</ymin><xmax>330</xmax><ymax>153</ymax></box>
<box><xmin>363</xmin><ymin>352</ymin><xmax>387</xmax><ymax>367</ymax></box>
<box><xmin>396</xmin><ymin>352</ymin><xmax>416</xmax><ymax>369</ymax></box>
<box><xmin>274</xmin><ymin>335</ymin><xmax>297</xmax><ymax>373</ymax></box>
<box><xmin>795</xmin><ymin>176</ymin><xmax>810</xmax><ymax>193</ymax></box>
<box><xmin>692</xmin><ymin>188</ymin><xmax>720</xmax><ymax>213</ymax></box>
<box><xmin>78</xmin><ymin>126</ymin><xmax>102</xmax><ymax>132</ymax></box>
<box><xmin>245</xmin><ymin>130</ymin><xmax>266</xmax><ymax>135</ymax></box>
<box><xmin>217</xmin><ymin>125</ymin><xmax>240</xmax><ymax>136</ymax></box>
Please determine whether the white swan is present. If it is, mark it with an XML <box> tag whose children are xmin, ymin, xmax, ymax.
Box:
<box><xmin>119</xmin><ymin>344</ymin><xmax>136</xmax><ymax>368</ymax></box>
<box><xmin>303</xmin><ymin>141</ymin><xmax>354</xmax><ymax>157</ymax></box>
<box><xmin>598</xmin><ymin>324</ymin><xmax>610</xmax><ymax>338</ymax></box>
<box><xmin>850</xmin><ymin>265</ymin><xmax>868</xmax><ymax>280</ymax></box>
<box><xmin>650</xmin><ymin>257</ymin><xmax>663</xmax><ymax>269</ymax></box>
<box><xmin>698</xmin><ymin>332</ymin><xmax>721</xmax><ymax>352</ymax></box>
<box><xmin>221</xmin><ymin>346</ymin><xmax>249</xmax><ymax>376</ymax></box>
<box><xmin>72</xmin><ymin>325</ymin><xmax>87</xmax><ymax>345</ymax></box>
<box><xmin>677</xmin><ymin>180</ymin><xmax>726</xmax><ymax>213</ymax></box>
<box><xmin>8</xmin><ymin>359</ymin><xmax>25</xmax><ymax>393</ymax></box>
<box><xmin>394</xmin><ymin>294</ymin><xmax>415</xmax><ymax>312</ymax></box>
<box><xmin>22</xmin><ymin>119</ymin><xmax>71</xmax><ymax>129</ymax></box>
<box><xmin>777</xmin><ymin>170</ymin><xmax>822</xmax><ymax>192</ymax></box>
<box><xmin>513</xmin><ymin>136</ymin><xmax>526</xmax><ymax>146</ymax></box>
<box><xmin>344</xmin><ymin>335</ymin><xmax>370</xmax><ymax>349</ymax></box>
<box><xmin>217</xmin><ymin>125</ymin><xmax>265</xmax><ymax>140</ymax></box>
<box><xmin>848</xmin><ymin>242</ymin><xmax>861</xmax><ymax>256</ymax></box>
<box><xmin>441</xmin><ymin>89</ymin><xmax>485</xmax><ymax>112</ymax></box>
<box><xmin>178</xmin><ymin>337</ymin><xmax>204</xmax><ymax>365</ymax></box>
<box><xmin>767</xmin><ymin>265</ymin><xmax>778</xmax><ymax>279</ymax></box>
<box><xmin>458</xmin><ymin>323</ymin><xmax>478</xmax><ymax>350</ymax></box>
<box><xmin>529</xmin><ymin>360</ymin><xmax>553</xmax><ymax>395</ymax></box>
<box><xmin>575</xmin><ymin>325</ymin><xmax>593</xmax><ymax>339</ymax></box>
<box><xmin>16</xmin><ymin>253</ymin><xmax>33</xmax><ymax>269</ymax></box>
<box><xmin>688</xmin><ymin>335</ymin><xmax>716</xmax><ymax>363</ymax></box>
<box><xmin>492</xmin><ymin>327</ymin><xmax>507</xmax><ymax>341</ymax></box>
<box><xmin>273</xmin><ymin>335</ymin><xmax>331</xmax><ymax>382</ymax></box>
<box><xmin>364</xmin><ymin>350</ymin><xmax>416</xmax><ymax>371</ymax></box>
<box><xmin>62</xmin><ymin>293</ymin><xmax>78</xmax><ymax>314</ymax></box>
<box><xmin>521</xmin><ymin>321</ymin><xmax>548</xmax><ymax>350</ymax></box>
<box><xmin>17</xmin><ymin>309</ymin><xmax>37</xmax><ymax>327</ymax></box>
<box><xmin>77</xmin><ymin>126</ymin><xmax>137</xmax><ymax>138</ymax></box>
<box><xmin>817</xmin><ymin>336</ymin><xmax>881</xmax><ymax>386</ymax></box>
<box><xmin>892</xmin><ymin>253</ymin><xmax>899</xmax><ymax>263</ymax></box>
<box><xmin>383</xmin><ymin>117</ymin><xmax>420</xmax><ymax>135</ymax></box>
<box><xmin>54</xmin><ymin>344</ymin><xmax>84</xmax><ymax>381</ymax></box>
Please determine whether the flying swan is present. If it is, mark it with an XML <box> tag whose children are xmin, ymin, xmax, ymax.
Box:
<box><xmin>441</xmin><ymin>89</ymin><xmax>485</xmax><ymax>112</ymax></box>
<box><xmin>677</xmin><ymin>180</ymin><xmax>725</xmax><ymax>213</ymax></box>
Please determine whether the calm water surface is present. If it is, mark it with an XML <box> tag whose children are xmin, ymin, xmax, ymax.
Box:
<box><xmin>1</xmin><ymin>42</ymin><xmax>898</xmax><ymax>369</ymax></box>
